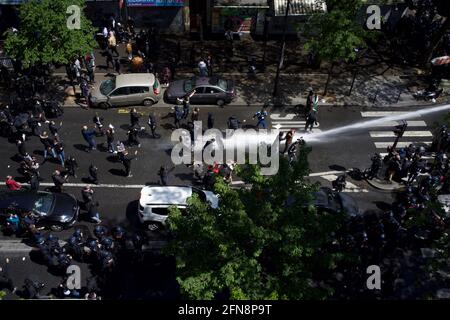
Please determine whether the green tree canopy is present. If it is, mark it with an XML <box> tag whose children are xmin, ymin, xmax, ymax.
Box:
<box><xmin>3</xmin><ymin>0</ymin><xmax>96</xmax><ymax>68</ymax></box>
<box><xmin>165</xmin><ymin>143</ymin><xmax>345</xmax><ymax>300</ymax></box>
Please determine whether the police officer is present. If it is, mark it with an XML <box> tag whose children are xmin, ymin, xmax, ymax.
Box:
<box><xmin>127</xmin><ymin>125</ymin><xmax>140</xmax><ymax>147</ymax></box>
<box><xmin>253</xmin><ymin>109</ymin><xmax>268</xmax><ymax>129</ymax></box>
<box><xmin>173</xmin><ymin>106</ymin><xmax>182</xmax><ymax>129</ymax></box>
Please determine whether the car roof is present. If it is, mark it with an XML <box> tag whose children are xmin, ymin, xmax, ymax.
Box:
<box><xmin>139</xmin><ymin>186</ymin><xmax>193</xmax><ymax>206</ymax></box>
<box><xmin>192</xmin><ymin>76</ymin><xmax>223</xmax><ymax>87</ymax></box>
<box><xmin>115</xmin><ymin>73</ymin><xmax>155</xmax><ymax>88</ymax></box>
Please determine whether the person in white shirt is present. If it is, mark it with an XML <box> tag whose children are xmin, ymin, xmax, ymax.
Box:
<box><xmin>198</xmin><ymin>60</ymin><xmax>208</xmax><ymax>77</ymax></box>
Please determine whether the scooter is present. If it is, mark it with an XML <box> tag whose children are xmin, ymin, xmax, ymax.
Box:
<box><xmin>413</xmin><ymin>84</ymin><xmax>444</xmax><ymax>102</ymax></box>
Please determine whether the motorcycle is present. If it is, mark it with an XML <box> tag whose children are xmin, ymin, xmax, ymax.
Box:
<box><xmin>413</xmin><ymin>82</ymin><xmax>444</xmax><ymax>102</ymax></box>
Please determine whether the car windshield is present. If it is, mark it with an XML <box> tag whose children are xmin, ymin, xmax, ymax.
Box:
<box><xmin>100</xmin><ymin>78</ymin><xmax>116</xmax><ymax>95</ymax></box>
<box><xmin>217</xmin><ymin>79</ymin><xmax>228</xmax><ymax>91</ymax></box>
<box><xmin>32</xmin><ymin>193</ymin><xmax>54</xmax><ymax>216</ymax></box>
<box><xmin>184</xmin><ymin>79</ymin><xmax>194</xmax><ymax>93</ymax></box>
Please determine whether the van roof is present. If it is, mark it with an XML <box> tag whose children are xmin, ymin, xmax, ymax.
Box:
<box><xmin>115</xmin><ymin>73</ymin><xmax>155</xmax><ymax>88</ymax></box>
<box><xmin>139</xmin><ymin>186</ymin><xmax>193</xmax><ymax>206</ymax></box>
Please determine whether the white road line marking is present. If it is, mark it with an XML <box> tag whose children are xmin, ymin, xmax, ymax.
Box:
<box><xmin>321</xmin><ymin>175</ymin><xmax>369</xmax><ymax>192</ymax></box>
<box><xmin>361</xmin><ymin>111</ymin><xmax>412</xmax><ymax>117</ymax></box>
<box><xmin>270</xmin><ymin>114</ymin><xmax>296</xmax><ymax>120</ymax></box>
<box><xmin>369</xmin><ymin>131</ymin><xmax>433</xmax><ymax>138</ymax></box>
<box><xmin>375</xmin><ymin>141</ymin><xmax>432</xmax><ymax>148</ymax></box>
<box><xmin>308</xmin><ymin>170</ymin><xmax>347</xmax><ymax>177</ymax></box>
<box><xmin>272</xmin><ymin>121</ymin><xmax>306</xmax><ymax>124</ymax></box>
<box><xmin>370</xmin><ymin>121</ymin><xmax>427</xmax><ymax>127</ymax></box>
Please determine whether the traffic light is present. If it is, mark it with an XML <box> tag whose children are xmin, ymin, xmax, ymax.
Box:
<box><xmin>393</xmin><ymin>121</ymin><xmax>408</xmax><ymax>137</ymax></box>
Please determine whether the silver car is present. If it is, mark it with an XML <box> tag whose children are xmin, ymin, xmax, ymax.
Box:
<box><xmin>89</xmin><ymin>73</ymin><xmax>161</xmax><ymax>109</ymax></box>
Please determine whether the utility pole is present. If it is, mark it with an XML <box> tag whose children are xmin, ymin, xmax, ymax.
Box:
<box><xmin>392</xmin><ymin>120</ymin><xmax>408</xmax><ymax>150</ymax></box>
<box><xmin>272</xmin><ymin>0</ymin><xmax>291</xmax><ymax>98</ymax></box>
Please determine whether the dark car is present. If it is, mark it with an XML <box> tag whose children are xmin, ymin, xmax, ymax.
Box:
<box><xmin>313</xmin><ymin>187</ymin><xmax>359</xmax><ymax>216</ymax></box>
<box><xmin>164</xmin><ymin>76</ymin><xmax>236</xmax><ymax>106</ymax></box>
<box><xmin>284</xmin><ymin>187</ymin><xmax>359</xmax><ymax>217</ymax></box>
<box><xmin>0</xmin><ymin>190</ymin><xmax>79</xmax><ymax>231</ymax></box>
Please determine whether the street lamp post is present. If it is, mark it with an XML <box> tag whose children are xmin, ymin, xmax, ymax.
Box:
<box><xmin>273</xmin><ymin>0</ymin><xmax>291</xmax><ymax>99</ymax></box>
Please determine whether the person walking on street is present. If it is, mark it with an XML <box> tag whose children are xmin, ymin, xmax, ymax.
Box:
<box><xmin>92</xmin><ymin>113</ymin><xmax>104</xmax><ymax>136</ymax></box>
<box><xmin>88</xmin><ymin>201</ymin><xmax>101</xmax><ymax>224</ymax></box>
<box><xmin>89</xmin><ymin>164</ymin><xmax>99</xmax><ymax>185</ymax></box>
<box><xmin>173</xmin><ymin>106</ymin><xmax>182</xmax><ymax>129</ymax></box>
<box><xmin>227</xmin><ymin>115</ymin><xmax>241</xmax><ymax>130</ymax></box>
<box><xmin>253</xmin><ymin>109</ymin><xmax>268</xmax><ymax>129</ymax></box>
<box><xmin>119</xmin><ymin>150</ymin><xmax>136</xmax><ymax>178</ymax></box>
<box><xmin>28</xmin><ymin>113</ymin><xmax>41</xmax><ymax>137</ymax></box>
<box><xmin>106</xmin><ymin>124</ymin><xmax>115</xmax><ymax>152</ymax></box>
<box><xmin>129</xmin><ymin>108</ymin><xmax>141</xmax><ymax>127</ymax></box>
<box><xmin>49</xmin><ymin>121</ymin><xmax>62</xmax><ymax>140</ymax></box>
<box><xmin>126</xmin><ymin>41</ymin><xmax>133</xmax><ymax>61</ymax></box>
<box><xmin>52</xmin><ymin>170</ymin><xmax>67</xmax><ymax>193</ymax></box>
<box><xmin>198</xmin><ymin>59</ymin><xmax>208</xmax><ymax>77</ymax></box>
<box><xmin>105</xmin><ymin>48</ymin><xmax>114</xmax><ymax>69</ymax></box>
<box><xmin>127</xmin><ymin>125</ymin><xmax>140</xmax><ymax>147</ymax></box>
<box><xmin>80</xmin><ymin>77</ymin><xmax>90</xmax><ymax>109</ymax></box>
<box><xmin>54</xmin><ymin>140</ymin><xmax>65</xmax><ymax>166</ymax></box>
<box><xmin>81</xmin><ymin>186</ymin><xmax>94</xmax><ymax>209</ymax></box>
<box><xmin>6</xmin><ymin>175</ymin><xmax>21</xmax><ymax>191</ymax></box>
<box><xmin>191</xmin><ymin>107</ymin><xmax>199</xmax><ymax>124</ymax></box>
<box><xmin>65</xmin><ymin>155</ymin><xmax>78</xmax><ymax>178</ymax></box>
<box><xmin>16</xmin><ymin>139</ymin><xmax>32</xmax><ymax>161</ymax></box>
<box><xmin>114</xmin><ymin>58</ymin><xmax>121</xmax><ymax>75</ymax></box>
<box><xmin>207</xmin><ymin>112</ymin><xmax>214</xmax><ymax>129</ymax></box>
<box><xmin>304</xmin><ymin>109</ymin><xmax>318</xmax><ymax>132</ymax></box>
<box><xmin>85</xmin><ymin>53</ymin><xmax>95</xmax><ymax>84</ymax></box>
<box><xmin>147</xmin><ymin>114</ymin><xmax>157</xmax><ymax>138</ymax></box>
<box><xmin>158</xmin><ymin>166</ymin><xmax>174</xmax><ymax>186</ymax></box>
<box><xmin>81</xmin><ymin>126</ymin><xmax>96</xmax><ymax>152</ymax></box>
<box><xmin>280</xmin><ymin>129</ymin><xmax>296</xmax><ymax>154</ymax></box>
<box><xmin>108</xmin><ymin>31</ymin><xmax>119</xmax><ymax>57</ymax></box>
<box><xmin>178</xmin><ymin>90</ymin><xmax>195</xmax><ymax>120</ymax></box>
<box><xmin>39</xmin><ymin>132</ymin><xmax>57</xmax><ymax>163</ymax></box>
<box><xmin>306</xmin><ymin>89</ymin><xmax>314</xmax><ymax>112</ymax></box>
<box><xmin>29</xmin><ymin>173</ymin><xmax>40</xmax><ymax>191</ymax></box>
<box><xmin>206</xmin><ymin>55</ymin><xmax>213</xmax><ymax>76</ymax></box>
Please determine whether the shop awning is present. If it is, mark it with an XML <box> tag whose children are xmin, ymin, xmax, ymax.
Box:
<box><xmin>127</xmin><ymin>0</ymin><xmax>184</xmax><ymax>7</ymax></box>
<box><xmin>274</xmin><ymin>0</ymin><xmax>327</xmax><ymax>16</ymax></box>
<box><xmin>213</xmin><ymin>0</ymin><xmax>269</xmax><ymax>8</ymax></box>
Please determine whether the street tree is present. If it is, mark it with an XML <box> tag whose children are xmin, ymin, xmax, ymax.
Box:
<box><xmin>165</xmin><ymin>143</ymin><xmax>346</xmax><ymax>300</ymax></box>
<box><xmin>304</xmin><ymin>0</ymin><xmax>371</xmax><ymax>96</ymax></box>
<box><xmin>3</xmin><ymin>0</ymin><xmax>96</xmax><ymax>69</ymax></box>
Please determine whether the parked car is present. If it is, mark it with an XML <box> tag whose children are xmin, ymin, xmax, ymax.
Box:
<box><xmin>164</xmin><ymin>76</ymin><xmax>236</xmax><ymax>106</ymax></box>
<box><xmin>285</xmin><ymin>187</ymin><xmax>359</xmax><ymax>217</ymax></box>
<box><xmin>89</xmin><ymin>73</ymin><xmax>161</xmax><ymax>109</ymax></box>
<box><xmin>138</xmin><ymin>185</ymin><xmax>219</xmax><ymax>230</ymax></box>
<box><xmin>0</xmin><ymin>190</ymin><xmax>79</xmax><ymax>231</ymax></box>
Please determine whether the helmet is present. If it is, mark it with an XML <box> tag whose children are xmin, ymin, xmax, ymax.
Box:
<box><xmin>47</xmin><ymin>234</ymin><xmax>58</xmax><ymax>243</ymax></box>
<box><xmin>94</xmin><ymin>225</ymin><xmax>107</xmax><ymax>238</ymax></box>
<box><xmin>101</xmin><ymin>237</ymin><xmax>114</xmax><ymax>249</ymax></box>
<box><xmin>73</xmin><ymin>228</ymin><xmax>83</xmax><ymax>238</ymax></box>
<box><xmin>112</xmin><ymin>226</ymin><xmax>124</xmax><ymax>239</ymax></box>
<box><xmin>68</xmin><ymin>237</ymin><xmax>78</xmax><ymax>246</ymax></box>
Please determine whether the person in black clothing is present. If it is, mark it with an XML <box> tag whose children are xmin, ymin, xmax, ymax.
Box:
<box><xmin>129</xmin><ymin>108</ymin><xmax>141</xmax><ymax>127</ymax></box>
<box><xmin>81</xmin><ymin>186</ymin><xmax>94</xmax><ymax>209</ymax></box>
<box><xmin>105</xmin><ymin>48</ymin><xmax>114</xmax><ymax>69</ymax></box>
<box><xmin>207</xmin><ymin>113</ymin><xmax>214</xmax><ymax>129</ymax></box>
<box><xmin>39</xmin><ymin>132</ymin><xmax>56</xmax><ymax>163</ymax></box>
<box><xmin>52</xmin><ymin>170</ymin><xmax>67</xmax><ymax>193</ymax></box>
<box><xmin>28</xmin><ymin>113</ymin><xmax>41</xmax><ymax>136</ymax></box>
<box><xmin>127</xmin><ymin>125</ymin><xmax>140</xmax><ymax>147</ymax></box>
<box><xmin>0</xmin><ymin>258</ymin><xmax>15</xmax><ymax>293</ymax></box>
<box><xmin>147</xmin><ymin>113</ymin><xmax>158</xmax><ymax>138</ymax></box>
<box><xmin>48</xmin><ymin>121</ymin><xmax>61</xmax><ymax>139</ymax></box>
<box><xmin>65</xmin><ymin>156</ymin><xmax>78</xmax><ymax>178</ymax></box>
<box><xmin>158</xmin><ymin>166</ymin><xmax>174</xmax><ymax>186</ymax></box>
<box><xmin>114</xmin><ymin>59</ymin><xmax>121</xmax><ymax>75</ymax></box>
<box><xmin>16</xmin><ymin>139</ymin><xmax>32</xmax><ymax>161</ymax></box>
<box><xmin>29</xmin><ymin>173</ymin><xmax>40</xmax><ymax>191</ymax></box>
<box><xmin>89</xmin><ymin>164</ymin><xmax>99</xmax><ymax>185</ymax></box>
<box><xmin>227</xmin><ymin>115</ymin><xmax>240</xmax><ymax>130</ymax></box>
<box><xmin>119</xmin><ymin>150</ymin><xmax>136</xmax><ymax>178</ymax></box>
<box><xmin>173</xmin><ymin>106</ymin><xmax>182</xmax><ymax>129</ymax></box>
<box><xmin>106</xmin><ymin>125</ymin><xmax>115</xmax><ymax>152</ymax></box>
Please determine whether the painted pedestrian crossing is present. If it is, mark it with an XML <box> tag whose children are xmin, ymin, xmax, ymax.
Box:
<box><xmin>363</xmin><ymin>111</ymin><xmax>433</xmax><ymax>152</ymax></box>
<box><xmin>270</xmin><ymin>113</ymin><xmax>320</xmax><ymax>132</ymax></box>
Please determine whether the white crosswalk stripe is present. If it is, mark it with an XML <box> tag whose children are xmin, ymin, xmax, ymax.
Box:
<box><xmin>362</xmin><ymin>111</ymin><xmax>433</xmax><ymax>152</ymax></box>
<box><xmin>270</xmin><ymin>113</ymin><xmax>320</xmax><ymax>132</ymax></box>
<box><xmin>321</xmin><ymin>175</ymin><xmax>369</xmax><ymax>193</ymax></box>
<box><xmin>379</xmin><ymin>153</ymin><xmax>447</xmax><ymax>160</ymax></box>
<box><xmin>369</xmin><ymin>131</ymin><xmax>433</xmax><ymax>138</ymax></box>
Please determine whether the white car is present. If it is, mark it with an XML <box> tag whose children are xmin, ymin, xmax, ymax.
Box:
<box><xmin>138</xmin><ymin>185</ymin><xmax>219</xmax><ymax>230</ymax></box>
